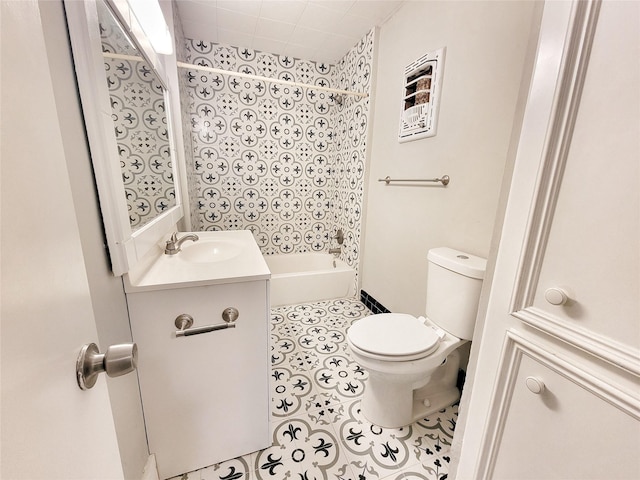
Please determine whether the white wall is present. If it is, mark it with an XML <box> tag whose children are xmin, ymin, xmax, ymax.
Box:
<box><xmin>361</xmin><ymin>0</ymin><xmax>538</xmax><ymax>315</ymax></box>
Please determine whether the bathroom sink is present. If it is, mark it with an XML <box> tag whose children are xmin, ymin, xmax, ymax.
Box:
<box><xmin>123</xmin><ymin>230</ymin><xmax>271</xmax><ymax>292</ymax></box>
<box><xmin>179</xmin><ymin>239</ymin><xmax>243</xmax><ymax>263</ymax></box>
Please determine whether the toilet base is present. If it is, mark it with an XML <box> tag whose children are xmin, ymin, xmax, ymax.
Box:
<box><xmin>360</xmin><ymin>350</ymin><xmax>461</xmax><ymax>428</ymax></box>
<box><xmin>411</xmin><ymin>386</ymin><xmax>460</xmax><ymax>422</ymax></box>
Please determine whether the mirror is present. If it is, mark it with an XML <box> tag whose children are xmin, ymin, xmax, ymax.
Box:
<box><xmin>97</xmin><ymin>0</ymin><xmax>176</xmax><ymax>229</ymax></box>
<box><xmin>66</xmin><ymin>0</ymin><xmax>184</xmax><ymax>275</ymax></box>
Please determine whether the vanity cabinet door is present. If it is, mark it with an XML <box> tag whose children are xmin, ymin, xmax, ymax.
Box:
<box><xmin>126</xmin><ymin>280</ymin><xmax>270</xmax><ymax>479</ymax></box>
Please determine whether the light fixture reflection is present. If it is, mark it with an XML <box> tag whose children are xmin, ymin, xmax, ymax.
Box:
<box><xmin>128</xmin><ymin>0</ymin><xmax>173</xmax><ymax>55</ymax></box>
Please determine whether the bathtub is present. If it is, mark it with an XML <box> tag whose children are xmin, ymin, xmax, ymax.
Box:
<box><xmin>264</xmin><ymin>253</ymin><xmax>356</xmax><ymax>307</ymax></box>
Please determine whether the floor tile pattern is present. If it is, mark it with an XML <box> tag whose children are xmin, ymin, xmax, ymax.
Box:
<box><xmin>171</xmin><ymin>298</ymin><xmax>457</xmax><ymax>480</ymax></box>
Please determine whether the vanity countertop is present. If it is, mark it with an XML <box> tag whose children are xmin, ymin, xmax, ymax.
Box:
<box><xmin>123</xmin><ymin>230</ymin><xmax>270</xmax><ymax>293</ymax></box>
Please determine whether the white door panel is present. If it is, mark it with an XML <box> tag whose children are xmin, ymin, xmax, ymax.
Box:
<box><xmin>1</xmin><ymin>1</ymin><xmax>123</xmax><ymax>478</ymax></box>
<box><xmin>456</xmin><ymin>1</ymin><xmax>640</xmax><ymax>477</ymax></box>
<box><xmin>492</xmin><ymin>341</ymin><xmax>639</xmax><ymax>480</ymax></box>
<box><xmin>532</xmin><ymin>0</ymin><xmax>639</xmax><ymax>349</ymax></box>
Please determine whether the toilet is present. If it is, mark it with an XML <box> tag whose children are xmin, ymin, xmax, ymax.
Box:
<box><xmin>347</xmin><ymin>247</ymin><xmax>486</xmax><ymax>428</ymax></box>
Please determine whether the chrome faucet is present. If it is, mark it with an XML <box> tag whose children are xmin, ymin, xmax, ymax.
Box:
<box><xmin>330</xmin><ymin>229</ymin><xmax>343</xmax><ymax>256</ymax></box>
<box><xmin>329</xmin><ymin>246</ymin><xmax>341</xmax><ymax>268</ymax></box>
<box><xmin>164</xmin><ymin>232</ymin><xmax>199</xmax><ymax>255</ymax></box>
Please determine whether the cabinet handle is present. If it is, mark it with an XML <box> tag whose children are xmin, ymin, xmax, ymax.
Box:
<box><xmin>525</xmin><ymin>376</ymin><xmax>546</xmax><ymax>394</ymax></box>
<box><xmin>174</xmin><ymin>308</ymin><xmax>239</xmax><ymax>338</ymax></box>
<box><xmin>544</xmin><ymin>287</ymin><xmax>570</xmax><ymax>306</ymax></box>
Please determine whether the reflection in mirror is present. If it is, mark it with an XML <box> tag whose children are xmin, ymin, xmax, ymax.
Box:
<box><xmin>66</xmin><ymin>0</ymin><xmax>184</xmax><ymax>275</ymax></box>
<box><xmin>97</xmin><ymin>0</ymin><xmax>176</xmax><ymax>229</ymax></box>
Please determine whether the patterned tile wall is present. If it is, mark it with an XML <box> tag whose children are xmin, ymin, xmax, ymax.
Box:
<box><xmin>99</xmin><ymin>3</ymin><xmax>176</xmax><ymax>229</ymax></box>
<box><xmin>180</xmin><ymin>30</ymin><xmax>375</xmax><ymax>280</ymax></box>
<box><xmin>329</xmin><ymin>31</ymin><xmax>375</xmax><ymax>275</ymax></box>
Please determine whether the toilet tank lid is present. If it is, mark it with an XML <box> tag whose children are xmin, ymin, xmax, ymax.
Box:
<box><xmin>427</xmin><ymin>247</ymin><xmax>487</xmax><ymax>279</ymax></box>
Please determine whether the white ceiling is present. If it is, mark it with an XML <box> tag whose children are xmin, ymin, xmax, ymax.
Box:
<box><xmin>175</xmin><ymin>0</ymin><xmax>405</xmax><ymax>64</ymax></box>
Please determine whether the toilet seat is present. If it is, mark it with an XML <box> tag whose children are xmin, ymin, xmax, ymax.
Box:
<box><xmin>348</xmin><ymin>313</ymin><xmax>442</xmax><ymax>361</ymax></box>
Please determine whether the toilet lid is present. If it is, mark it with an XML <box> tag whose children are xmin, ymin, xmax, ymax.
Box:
<box><xmin>348</xmin><ymin>313</ymin><xmax>441</xmax><ymax>358</ymax></box>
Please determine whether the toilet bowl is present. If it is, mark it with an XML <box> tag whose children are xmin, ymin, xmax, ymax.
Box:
<box><xmin>347</xmin><ymin>248</ymin><xmax>486</xmax><ymax>428</ymax></box>
<box><xmin>348</xmin><ymin>313</ymin><xmax>465</xmax><ymax>427</ymax></box>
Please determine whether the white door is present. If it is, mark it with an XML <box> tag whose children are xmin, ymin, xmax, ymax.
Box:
<box><xmin>1</xmin><ymin>1</ymin><xmax>124</xmax><ymax>478</ymax></box>
<box><xmin>456</xmin><ymin>0</ymin><xmax>640</xmax><ymax>478</ymax></box>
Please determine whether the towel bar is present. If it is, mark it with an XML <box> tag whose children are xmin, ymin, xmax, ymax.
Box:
<box><xmin>174</xmin><ymin>308</ymin><xmax>239</xmax><ymax>337</ymax></box>
<box><xmin>378</xmin><ymin>175</ymin><xmax>450</xmax><ymax>186</ymax></box>
<box><xmin>175</xmin><ymin>322</ymin><xmax>236</xmax><ymax>337</ymax></box>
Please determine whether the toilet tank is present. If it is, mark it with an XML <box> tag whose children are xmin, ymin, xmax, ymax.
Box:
<box><xmin>426</xmin><ymin>248</ymin><xmax>487</xmax><ymax>340</ymax></box>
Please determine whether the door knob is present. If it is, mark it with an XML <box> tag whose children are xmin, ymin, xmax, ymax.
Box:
<box><xmin>544</xmin><ymin>287</ymin><xmax>570</xmax><ymax>306</ymax></box>
<box><xmin>76</xmin><ymin>343</ymin><xmax>138</xmax><ymax>390</ymax></box>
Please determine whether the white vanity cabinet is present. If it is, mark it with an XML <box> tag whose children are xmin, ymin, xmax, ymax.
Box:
<box><xmin>126</xmin><ymin>279</ymin><xmax>270</xmax><ymax>479</ymax></box>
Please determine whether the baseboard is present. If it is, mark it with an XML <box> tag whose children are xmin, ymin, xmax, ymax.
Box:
<box><xmin>141</xmin><ymin>454</ymin><xmax>159</xmax><ymax>480</ymax></box>
<box><xmin>360</xmin><ymin>290</ymin><xmax>391</xmax><ymax>314</ymax></box>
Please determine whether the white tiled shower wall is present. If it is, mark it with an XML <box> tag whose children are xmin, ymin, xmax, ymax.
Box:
<box><xmin>177</xmin><ymin>30</ymin><xmax>375</xmax><ymax>282</ymax></box>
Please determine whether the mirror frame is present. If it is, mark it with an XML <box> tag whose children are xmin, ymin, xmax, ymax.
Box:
<box><xmin>65</xmin><ymin>0</ymin><xmax>184</xmax><ymax>275</ymax></box>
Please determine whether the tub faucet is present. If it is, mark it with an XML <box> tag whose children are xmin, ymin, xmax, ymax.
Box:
<box><xmin>164</xmin><ymin>232</ymin><xmax>199</xmax><ymax>255</ymax></box>
<box><xmin>329</xmin><ymin>247</ymin><xmax>341</xmax><ymax>268</ymax></box>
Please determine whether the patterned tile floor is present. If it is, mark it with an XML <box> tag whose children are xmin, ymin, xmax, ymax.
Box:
<box><xmin>172</xmin><ymin>298</ymin><xmax>457</xmax><ymax>480</ymax></box>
